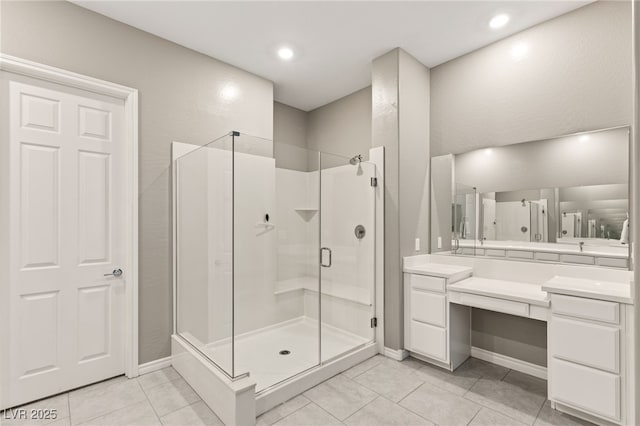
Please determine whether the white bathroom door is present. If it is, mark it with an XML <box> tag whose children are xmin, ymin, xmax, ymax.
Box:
<box><xmin>6</xmin><ymin>77</ymin><xmax>127</xmax><ymax>407</ymax></box>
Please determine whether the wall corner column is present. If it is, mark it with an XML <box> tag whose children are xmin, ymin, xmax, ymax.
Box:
<box><xmin>372</xmin><ymin>48</ymin><xmax>430</xmax><ymax>351</ymax></box>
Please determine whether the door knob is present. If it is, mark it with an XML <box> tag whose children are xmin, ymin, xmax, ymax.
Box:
<box><xmin>104</xmin><ymin>268</ymin><xmax>123</xmax><ymax>277</ymax></box>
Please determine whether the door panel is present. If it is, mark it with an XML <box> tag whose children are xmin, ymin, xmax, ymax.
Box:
<box><xmin>19</xmin><ymin>291</ymin><xmax>60</xmax><ymax>377</ymax></box>
<box><xmin>5</xmin><ymin>77</ymin><xmax>126</xmax><ymax>408</ymax></box>
<box><xmin>78</xmin><ymin>151</ymin><xmax>111</xmax><ymax>264</ymax></box>
<box><xmin>20</xmin><ymin>143</ymin><xmax>60</xmax><ymax>268</ymax></box>
<box><xmin>319</xmin><ymin>153</ymin><xmax>376</xmax><ymax>362</ymax></box>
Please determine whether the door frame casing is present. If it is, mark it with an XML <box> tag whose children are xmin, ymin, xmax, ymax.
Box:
<box><xmin>0</xmin><ymin>54</ymin><xmax>140</xmax><ymax>384</ymax></box>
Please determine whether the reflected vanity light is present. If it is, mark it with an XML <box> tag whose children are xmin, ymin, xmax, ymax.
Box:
<box><xmin>221</xmin><ymin>84</ymin><xmax>239</xmax><ymax>100</ymax></box>
<box><xmin>510</xmin><ymin>43</ymin><xmax>528</xmax><ymax>60</ymax></box>
<box><xmin>489</xmin><ymin>14</ymin><xmax>510</xmax><ymax>29</ymax></box>
<box><xmin>483</xmin><ymin>148</ymin><xmax>493</xmax><ymax>156</ymax></box>
<box><xmin>579</xmin><ymin>135</ymin><xmax>590</xmax><ymax>142</ymax></box>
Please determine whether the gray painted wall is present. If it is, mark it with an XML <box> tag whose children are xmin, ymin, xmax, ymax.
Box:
<box><xmin>431</xmin><ymin>1</ymin><xmax>632</xmax><ymax>156</ymax></box>
<box><xmin>472</xmin><ymin>309</ymin><xmax>547</xmax><ymax>367</ymax></box>
<box><xmin>373</xmin><ymin>48</ymin><xmax>430</xmax><ymax>350</ymax></box>
<box><xmin>372</xmin><ymin>50</ymin><xmax>402</xmax><ymax>350</ymax></box>
<box><xmin>274</xmin><ymin>102</ymin><xmax>309</xmax><ymax>171</ymax></box>
<box><xmin>398</xmin><ymin>49</ymin><xmax>431</xmax><ymax>259</ymax></box>
<box><xmin>307</xmin><ymin>86</ymin><xmax>372</xmax><ymax>160</ymax></box>
<box><xmin>1</xmin><ymin>0</ymin><xmax>274</xmax><ymax>363</ymax></box>
<box><xmin>430</xmin><ymin>1</ymin><xmax>632</xmax><ymax>366</ymax></box>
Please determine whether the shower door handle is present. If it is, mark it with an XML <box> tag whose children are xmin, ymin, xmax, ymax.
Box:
<box><xmin>320</xmin><ymin>247</ymin><xmax>332</xmax><ymax>268</ymax></box>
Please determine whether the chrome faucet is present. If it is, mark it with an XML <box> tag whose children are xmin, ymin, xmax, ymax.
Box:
<box><xmin>579</xmin><ymin>241</ymin><xmax>584</xmax><ymax>252</ymax></box>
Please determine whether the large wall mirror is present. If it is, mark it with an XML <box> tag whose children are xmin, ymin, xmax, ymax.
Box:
<box><xmin>431</xmin><ymin>126</ymin><xmax>630</xmax><ymax>269</ymax></box>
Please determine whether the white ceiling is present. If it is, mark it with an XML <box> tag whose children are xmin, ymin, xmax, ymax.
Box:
<box><xmin>73</xmin><ymin>1</ymin><xmax>591</xmax><ymax>111</ymax></box>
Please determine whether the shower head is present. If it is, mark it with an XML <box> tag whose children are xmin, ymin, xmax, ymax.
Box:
<box><xmin>349</xmin><ymin>154</ymin><xmax>363</xmax><ymax>165</ymax></box>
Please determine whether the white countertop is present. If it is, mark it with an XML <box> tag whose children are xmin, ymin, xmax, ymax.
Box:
<box><xmin>458</xmin><ymin>239</ymin><xmax>628</xmax><ymax>259</ymax></box>
<box><xmin>403</xmin><ymin>263</ymin><xmax>473</xmax><ymax>282</ymax></box>
<box><xmin>448</xmin><ymin>277</ymin><xmax>550</xmax><ymax>307</ymax></box>
<box><xmin>542</xmin><ymin>276</ymin><xmax>632</xmax><ymax>304</ymax></box>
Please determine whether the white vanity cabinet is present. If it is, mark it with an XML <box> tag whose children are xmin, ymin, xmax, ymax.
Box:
<box><xmin>548</xmin><ymin>293</ymin><xmax>632</xmax><ymax>425</ymax></box>
<box><xmin>403</xmin><ymin>264</ymin><xmax>472</xmax><ymax>370</ymax></box>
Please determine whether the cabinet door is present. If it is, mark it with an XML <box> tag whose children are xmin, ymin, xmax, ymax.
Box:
<box><xmin>411</xmin><ymin>290</ymin><xmax>446</xmax><ymax>327</ymax></box>
<box><xmin>550</xmin><ymin>316</ymin><xmax>619</xmax><ymax>373</ymax></box>
<box><xmin>407</xmin><ymin>274</ymin><xmax>445</xmax><ymax>293</ymax></box>
<box><xmin>410</xmin><ymin>321</ymin><xmax>447</xmax><ymax>362</ymax></box>
<box><xmin>551</xmin><ymin>295</ymin><xmax>619</xmax><ymax>324</ymax></box>
<box><xmin>550</xmin><ymin>358</ymin><xmax>620</xmax><ymax>422</ymax></box>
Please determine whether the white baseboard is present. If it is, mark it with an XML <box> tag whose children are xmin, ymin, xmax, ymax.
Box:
<box><xmin>138</xmin><ymin>356</ymin><xmax>172</xmax><ymax>376</ymax></box>
<box><xmin>383</xmin><ymin>347</ymin><xmax>409</xmax><ymax>361</ymax></box>
<box><xmin>471</xmin><ymin>347</ymin><xmax>547</xmax><ymax>380</ymax></box>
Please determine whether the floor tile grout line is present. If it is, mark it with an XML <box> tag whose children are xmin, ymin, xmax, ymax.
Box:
<box><xmin>395</xmin><ymin>380</ymin><xmax>426</xmax><ymax>405</ymax></box>
<box><xmin>463</xmin><ymin>391</ymin><xmax>541</xmax><ymax>426</ymax></box>
<box><xmin>67</xmin><ymin>392</ymin><xmax>72</xmax><ymax>426</ymax></box>
<box><xmin>312</xmin><ymin>401</ymin><xmax>349</xmax><ymax>424</ymax></box>
<box><xmin>139</xmin><ymin>373</ymin><xmax>185</xmax><ymax>393</ymax></box>
<box><xmin>73</xmin><ymin>399</ymin><xmax>151</xmax><ymax>426</ymax></box>
<box><xmin>397</xmin><ymin>398</ymin><xmax>440</xmax><ymax>425</ymax></box>
<box><xmin>263</xmin><ymin>397</ymin><xmax>312</xmax><ymax>426</ymax></box>
<box><xmin>344</xmin><ymin>357</ymin><xmax>384</xmax><ymax>379</ymax></box>
<box><xmin>70</xmin><ymin>380</ymin><xmax>149</xmax><ymax>426</ymax></box>
<box><xmin>464</xmin><ymin>405</ymin><xmax>482</xmax><ymax>426</ymax></box>
<box><xmin>415</xmin><ymin>369</ymin><xmax>480</xmax><ymax>398</ymax></box>
<box><xmin>339</xmin><ymin>395</ymin><xmax>381</xmax><ymax>424</ymax></box>
<box><xmin>303</xmin><ymin>378</ymin><xmax>379</xmax><ymax>422</ymax></box>
<box><xmin>532</xmin><ymin>397</ymin><xmax>548</xmax><ymax>424</ymax></box>
<box><xmin>137</xmin><ymin>376</ymin><xmax>164</xmax><ymax>424</ymax></box>
<box><xmin>394</xmin><ymin>382</ymin><xmax>451</xmax><ymax>425</ymax></box>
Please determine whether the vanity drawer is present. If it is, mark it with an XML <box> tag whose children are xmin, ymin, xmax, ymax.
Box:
<box><xmin>410</xmin><ymin>321</ymin><xmax>447</xmax><ymax>362</ymax></box>
<box><xmin>550</xmin><ymin>358</ymin><xmax>620</xmax><ymax>422</ymax></box>
<box><xmin>535</xmin><ymin>252</ymin><xmax>560</xmax><ymax>262</ymax></box>
<box><xmin>407</xmin><ymin>274</ymin><xmax>446</xmax><ymax>293</ymax></box>
<box><xmin>448</xmin><ymin>292</ymin><xmax>529</xmax><ymax>318</ymax></box>
<box><xmin>485</xmin><ymin>249</ymin><xmax>506</xmax><ymax>257</ymax></box>
<box><xmin>411</xmin><ymin>290</ymin><xmax>446</xmax><ymax>327</ymax></box>
<box><xmin>551</xmin><ymin>294</ymin><xmax>619</xmax><ymax>324</ymax></box>
<box><xmin>507</xmin><ymin>250</ymin><xmax>534</xmax><ymax>259</ymax></box>
<box><xmin>597</xmin><ymin>257</ymin><xmax>628</xmax><ymax>269</ymax></box>
<box><xmin>550</xmin><ymin>316</ymin><xmax>619</xmax><ymax>373</ymax></box>
<box><xmin>560</xmin><ymin>254</ymin><xmax>595</xmax><ymax>265</ymax></box>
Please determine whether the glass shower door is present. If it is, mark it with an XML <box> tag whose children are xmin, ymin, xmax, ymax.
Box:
<box><xmin>452</xmin><ymin>183</ymin><xmax>477</xmax><ymax>254</ymax></box>
<box><xmin>319</xmin><ymin>152</ymin><xmax>376</xmax><ymax>363</ymax></box>
<box><xmin>175</xmin><ymin>134</ymin><xmax>235</xmax><ymax>377</ymax></box>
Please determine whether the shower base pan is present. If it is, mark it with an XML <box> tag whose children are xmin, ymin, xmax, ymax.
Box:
<box><xmin>171</xmin><ymin>317</ymin><xmax>378</xmax><ymax>425</ymax></box>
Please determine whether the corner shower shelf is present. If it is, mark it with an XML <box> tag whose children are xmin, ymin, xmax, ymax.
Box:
<box><xmin>275</xmin><ymin>276</ymin><xmax>371</xmax><ymax>306</ymax></box>
<box><xmin>294</xmin><ymin>207</ymin><xmax>318</xmax><ymax>221</ymax></box>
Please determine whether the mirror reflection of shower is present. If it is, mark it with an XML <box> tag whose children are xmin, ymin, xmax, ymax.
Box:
<box><xmin>349</xmin><ymin>154</ymin><xmax>364</xmax><ymax>175</ymax></box>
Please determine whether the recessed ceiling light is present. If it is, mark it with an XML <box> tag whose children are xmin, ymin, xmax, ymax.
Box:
<box><xmin>489</xmin><ymin>14</ymin><xmax>510</xmax><ymax>29</ymax></box>
<box><xmin>277</xmin><ymin>47</ymin><xmax>294</xmax><ymax>60</ymax></box>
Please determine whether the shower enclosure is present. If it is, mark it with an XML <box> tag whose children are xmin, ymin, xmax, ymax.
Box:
<box><xmin>172</xmin><ymin>132</ymin><xmax>379</xmax><ymax>421</ymax></box>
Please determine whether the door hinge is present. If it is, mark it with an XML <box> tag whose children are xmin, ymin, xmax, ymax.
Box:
<box><xmin>370</xmin><ymin>317</ymin><xmax>378</xmax><ymax>328</ymax></box>
<box><xmin>370</xmin><ymin>177</ymin><xmax>378</xmax><ymax>187</ymax></box>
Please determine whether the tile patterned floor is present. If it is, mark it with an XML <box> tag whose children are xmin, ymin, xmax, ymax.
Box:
<box><xmin>1</xmin><ymin>355</ymin><xmax>596</xmax><ymax>426</ymax></box>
